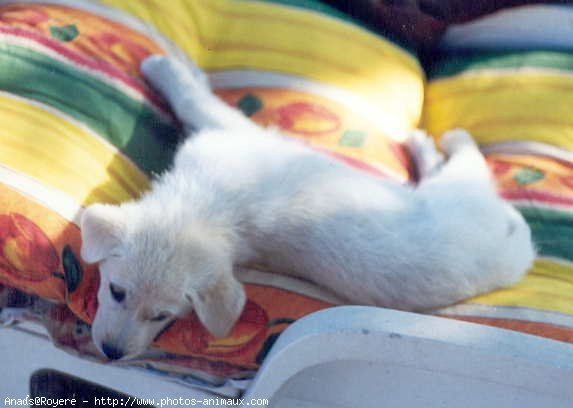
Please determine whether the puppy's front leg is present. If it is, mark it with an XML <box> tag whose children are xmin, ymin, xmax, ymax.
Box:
<box><xmin>141</xmin><ymin>55</ymin><xmax>258</xmax><ymax>132</ymax></box>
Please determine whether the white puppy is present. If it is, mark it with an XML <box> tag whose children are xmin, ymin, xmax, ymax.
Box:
<box><xmin>81</xmin><ymin>55</ymin><xmax>535</xmax><ymax>360</ymax></box>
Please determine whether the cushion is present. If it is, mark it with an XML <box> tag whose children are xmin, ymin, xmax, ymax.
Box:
<box><xmin>0</xmin><ymin>0</ymin><xmax>422</xmax><ymax>394</ymax></box>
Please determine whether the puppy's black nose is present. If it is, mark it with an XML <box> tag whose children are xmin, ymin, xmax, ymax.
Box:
<box><xmin>101</xmin><ymin>342</ymin><xmax>125</xmax><ymax>360</ymax></box>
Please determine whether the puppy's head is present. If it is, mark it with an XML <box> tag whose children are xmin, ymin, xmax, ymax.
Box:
<box><xmin>80</xmin><ymin>203</ymin><xmax>246</xmax><ymax>361</ymax></box>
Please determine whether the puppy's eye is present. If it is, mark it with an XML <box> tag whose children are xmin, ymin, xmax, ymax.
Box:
<box><xmin>109</xmin><ymin>283</ymin><xmax>126</xmax><ymax>303</ymax></box>
<box><xmin>150</xmin><ymin>312</ymin><xmax>171</xmax><ymax>322</ymax></box>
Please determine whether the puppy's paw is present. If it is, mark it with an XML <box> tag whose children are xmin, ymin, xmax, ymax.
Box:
<box><xmin>440</xmin><ymin>128</ymin><xmax>477</xmax><ymax>155</ymax></box>
<box><xmin>181</xmin><ymin>56</ymin><xmax>210</xmax><ymax>89</ymax></box>
<box><xmin>141</xmin><ymin>54</ymin><xmax>170</xmax><ymax>85</ymax></box>
<box><xmin>407</xmin><ymin>130</ymin><xmax>444</xmax><ymax>179</ymax></box>
<box><xmin>141</xmin><ymin>55</ymin><xmax>210</xmax><ymax>97</ymax></box>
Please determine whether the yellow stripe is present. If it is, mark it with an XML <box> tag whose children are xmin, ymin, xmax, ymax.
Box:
<box><xmin>100</xmin><ymin>0</ymin><xmax>424</xmax><ymax>134</ymax></box>
<box><xmin>468</xmin><ymin>259</ymin><xmax>573</xmax><ymax>316</ymax></box>
<box><xmin>0</xmin><ymin>94</ymin><xmax>149</xmax><ymax>205</ymax></box>
<box><xmin>424</xmin><ymin>72</ymin><xmax>573</xmax><ymax>148</ymax></box>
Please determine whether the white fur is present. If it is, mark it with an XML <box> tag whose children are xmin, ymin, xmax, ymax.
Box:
<box><xmin>81</xmin><ymin>55</ymin><xmax>536</xmax><ymax>360</ymax></box>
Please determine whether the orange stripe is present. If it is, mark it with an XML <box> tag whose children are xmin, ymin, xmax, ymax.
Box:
<box><xmin>446</xmin><ymin>315</ymin><xmax>573</xmax><ymax>344</ymax></box>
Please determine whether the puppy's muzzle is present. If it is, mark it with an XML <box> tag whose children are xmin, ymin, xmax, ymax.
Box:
<box><xmin>101</xmin><ymin>342</ymin><xmax>125</xmax><ymax>361</ymax></box>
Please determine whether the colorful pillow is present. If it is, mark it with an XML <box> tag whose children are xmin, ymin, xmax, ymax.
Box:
<box><xmin>0</xmin><ymin>0</ymin><xmax>423</xmax><ymax>393</ymax></box>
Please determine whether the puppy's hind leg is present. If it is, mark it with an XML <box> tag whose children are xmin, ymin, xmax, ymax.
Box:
<box><xmin>141</xmin><ymin>55</ymin><xmax>258</xmax><ymax>131</ymax></box>
<box><xmin>407</xmin><ymin>130</ymin><xmax>445</xmax><ymax>181</ymax></box>
<box><xmin>419</xmin><ymin>129</ymin><xmax>493</xmax><ymax>187</ymax></box>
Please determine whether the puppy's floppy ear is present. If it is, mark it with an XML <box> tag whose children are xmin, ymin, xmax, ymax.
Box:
<box><xmin>186</xmin><ymin>271</ymin><xmax>246</xmax><ymax>339</ymax></box>
<box><xmin>80</xmin><ymin>204</ymin><xmax>125</xmax><ymax>263</ymax></box>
